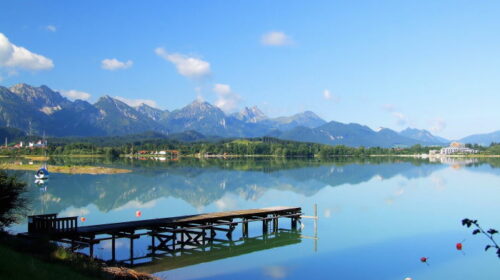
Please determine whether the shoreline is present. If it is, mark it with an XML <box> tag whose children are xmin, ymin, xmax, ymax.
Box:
<box><xmin>369</xmin><ymin>154</ymin><xmax>500</xmax><ymax>158</ymax></box>
<box><xmin>0</xmin><ymin>163</ymin><xmax>132</xmax><ymax>174</ymax></box>
<box><xmin>132</xmin><ymin>153</ymin><xmax>500</xmax><ymax>159</ymax></box>
<box><xmin>2</xmin><ymin>153</ymin><xmax>500</xmax><ymax>161</ymax></box>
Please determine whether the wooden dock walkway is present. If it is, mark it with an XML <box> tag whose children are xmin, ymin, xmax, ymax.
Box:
<box><xmin>23</xmin><ymin>206</ymin><xmax>302</xmax><ymax>265</ymax></box>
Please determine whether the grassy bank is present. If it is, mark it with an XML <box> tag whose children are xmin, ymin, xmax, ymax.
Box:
<box><xmin>0</xmin><ymin>244</ymin><xmax>98</xmax><ymax>280</ymax></box>
<box><xmin>49</xmin><ymin>154</ymin><xmax>106</xmax><ymax>158</ymax></box>
<box><xmin>0</xmin><ymin>163</ymin><xmax>132</xmax><ymax>174</ymax></box>
<box><xmin>22</xmin><ymin>155</ymin><xmax>50</xmax><ymax>161</ymax></box>
<box><xmin>0</xmin><ymin>234</ymin><xmax>159</xmax><ymax>280</ymax></box>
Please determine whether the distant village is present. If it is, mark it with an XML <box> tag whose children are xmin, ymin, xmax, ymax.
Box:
<box><xmin>430</xmin><ymin>142</ymin><xmax>478</xmax><ymax>156</ymax></box>
<box><xmin>134</xmin><ymin>150</ymin><xmax>180</xmax><ymax>161</ymax></box>
<box><xmin>136</xmin><ymin>150</ymin><xmax>179</xmax><ymax>156</ymax></box>
<box><xmin>1</xmin><ymin>139</ymin><xmax>47</xmax><ymax>150</ymax></box>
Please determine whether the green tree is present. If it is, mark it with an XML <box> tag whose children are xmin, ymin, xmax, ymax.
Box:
<box><xmin>104</xmin><ymin>147</ymin><xmax>121</xmax><ymax>159</ymax></box>
<box><xmin>0</xmin><ymin>171</ymin><xmax>27</xmax><ymax>230</ymax></box>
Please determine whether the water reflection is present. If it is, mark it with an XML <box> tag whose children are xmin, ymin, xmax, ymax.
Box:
<box><xmin>11</xmin><ymin>157</ymin><xmax>450</xmax><ymax>216</ymax></box>
<box><xmin>141</xmin><ymin>230</ymin><xmax>302</xmax><ymax>274</ymax></box>
<box><xmin>6</xmin><ymin>156</ymin><xmax>500</xmax><ymax>280</ymax></box>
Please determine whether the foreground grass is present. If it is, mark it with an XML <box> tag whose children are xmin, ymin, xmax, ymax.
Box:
<box><xmin>0</xmin><ymin>244</ymin><xmax>98</xmax><ymax>280</ymax></box>
<box><xmin>0</xmin><ymin>163</ymin><xmax>132</xmax><ymax>174</ymax></box>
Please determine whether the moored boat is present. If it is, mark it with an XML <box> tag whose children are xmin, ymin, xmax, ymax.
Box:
<box><xmin>35</xmin><ymin>165</ymin><xmax>50</xmax><ymax>180</ymax></box>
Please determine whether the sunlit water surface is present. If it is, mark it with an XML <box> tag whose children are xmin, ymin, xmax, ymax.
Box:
<box><xmin>7</xmin><ymin>157</ymin><xmax>500</xmax><ymax>280</ymax></box>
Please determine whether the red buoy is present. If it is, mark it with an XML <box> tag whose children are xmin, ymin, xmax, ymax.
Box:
<box><xmin>135</xmin><ymin>210</ymin><xmax>142</xmax><ymax>217</ymax></box>
<box><xmin>456</xmin><ymin>242</ymin><xmax>463</xmax><ymax>250</ymax></box>
<box><xmin>420</xmin><ymin>257</ymin><xmax>428</xmax><ymax>263</ymax></box>
<box><xmin>80</xmin><ymin>217</ymin><xmax>86</xmax><ymax>222</ymax></box>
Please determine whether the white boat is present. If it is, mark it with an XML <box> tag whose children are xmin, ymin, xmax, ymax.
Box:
<box><xmin>35</xmin><ymin>164</ymin><xmax>50</xmax><ymax>180</ymax></box>
<box><xmin>35</xmin><ymin>134</ymin><xmax>50</xmax><ymax>180</ymax></box>
<box><xmin>35</xmin><ymin>178</ymin><xmax>48</xmax><ymax>185</ymax></box>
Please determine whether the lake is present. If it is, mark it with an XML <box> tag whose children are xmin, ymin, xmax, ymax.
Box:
<box><xmin>7</xmin><ymin>156</ymin><xmax>500</xmax><ymax>280</ymax></box>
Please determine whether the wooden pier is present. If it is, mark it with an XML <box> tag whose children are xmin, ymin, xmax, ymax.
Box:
<box><xmin>24</xmin><ymin>206</ymin><xmax>302</xmax><ymax>265</ymax></box>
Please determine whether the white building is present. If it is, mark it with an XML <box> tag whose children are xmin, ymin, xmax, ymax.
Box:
<box><xmin>440</xmin><ymin>142</ymin><xmax>478</xmax><ymax>155</ymax></box>
<box><xmin>28</xmin><ymin>140</ymin><xmax>47</xmax><ymax>148</ymax></box>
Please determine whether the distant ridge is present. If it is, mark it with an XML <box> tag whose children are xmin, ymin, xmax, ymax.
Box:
<box><xmin>270</xmin><ymin>122</ymin><xmax>445</xmax><ymax>148</ymax></box>
<box><xmin>0</xmin><ymin>83</ymin><xmax>472</xmax><ymax>147</ymax></box>
<box><xmin>399</xmin><ymin>128</ymin><xmax>449</xmax><ymax>144</ymax></box>
<box><xmin>459</xmin><ymin>130</ymin><xmax>500</xmax><ymax>146</ymax></box>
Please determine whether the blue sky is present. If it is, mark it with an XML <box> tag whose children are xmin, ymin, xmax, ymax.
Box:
<box><xmin>1</xmin><ymin>0</ymin><xmax>499</xmax><ymax>139</ymax></box>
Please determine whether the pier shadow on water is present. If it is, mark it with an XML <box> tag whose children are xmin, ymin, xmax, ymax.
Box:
<box><xmin>136</xmin><ymin>230</ymin><xmax>302</xmax><ymax>274</ymax></box>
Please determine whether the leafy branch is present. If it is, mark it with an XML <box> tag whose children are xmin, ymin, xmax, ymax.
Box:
<box><xmin>462</xmin><ymin>218</ymin><xmax>499</xmax><ymax>258</ymax></box>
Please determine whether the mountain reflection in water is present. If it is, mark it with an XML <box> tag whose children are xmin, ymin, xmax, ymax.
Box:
<box><xmin>12</xmin><ymin>157</ymin><xmax>450</xmax><ymax>215</ymax></box>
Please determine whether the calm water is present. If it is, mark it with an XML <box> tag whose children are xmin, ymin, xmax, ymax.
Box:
<box><xmin>7</xmin><ymin>157</ymin><xmax>500</xmax><ymax>280</ymax></box>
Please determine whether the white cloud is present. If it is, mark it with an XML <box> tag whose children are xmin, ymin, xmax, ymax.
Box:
<box><xmin>213</xmin><ymin>83</ymin><xmax>242</xmax><ymax>112</ymax></box>
<box><xmin>59</xmin><ymin>89</ymin><xmax>91</xmax><ymax>101</ymax></box>
<box><xmin>101</xmin><ymin>58</ymin><xmax>133</xmax><ymax>70</ymax></box>
<box><xmin>263</xmin><ymin>266</ymin><xmax>287</xmax><ymax>279</ymax></box>
<box><xmin>429</xmin><ymin>118</ymin><xmax>446</xmax><ymax>133</ymax></box>
<box><xmin>382</xmin><ymin>104</ymin><xmax>409</xmax><ymax>126</ymax></box>
<box><xmin>59</xmin><ymin>207</ymin><xmax>89</xmax><ymax>217</ymax></box>
<box><xmin>261</xmin><ymin>31</ymin><xmax>292</xmax><ymax>46</ymax></box>
<box><xmin>382</xmin><ymin>104</ymin><xmax>396</xmax><ymax>112</ymax></box>
<box><xmin>323</xmin><ymin>89</ymin><xmax>340</xmax><ymax>102</ymax></box>
<box><xmin>214</xmin><ymin>194</ymin><xmax>238</xmax><ymax>211</ymax></box>
<box><xmin>0</xmin><ymin>32</ymin><xmax>54</xmax><ymax>70</ymax></box>
<box><xmin>431</xmin><ymin>174</ymin><xmax>447</xmax><ymax>191</ymax></box>
<box><xmin>45</xmin><ymin>25</ymin><xmax>57</xmax><ymax>32</ymax></box>
<box><xmin>155</xmin><ymin>47</ymin><xmax>211</xmax><ymax>78</ymax></box>
<box><xmin>114</xmin><ymin>96</ymin><xmax>158</xmax><ymax>108</ymax></box>
<box><xmin>194</xmin><ymin>86</ymin><xmax>204</xmax><ymax>102</ymax></box>
<box><xmin>114</xmin><ymin>199</ymin><xmax>158</xmax><ymax>211</ymax></box>
<box><xmin>323</xmin><ymin>208</ymin><xmax>332</xmax><ymax>218</ymax></box>
<box><xmin>323</xmin><ymin>89</ymin><xmax>332</xmax><ymax>100</ymax></box>
<box><xmin>393</xmin><ymin>112</ymin><xmax>408</xmax><ymax>126</ymax></box>
<box><xmin>214</xmin><ymin>83</ymin><xmax>231</xmax><ymax>95</ymax></box>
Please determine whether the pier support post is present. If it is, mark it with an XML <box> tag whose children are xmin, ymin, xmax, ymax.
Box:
<box><xmin>151</xmin><ymin>231</ymin><xmax>155</xmax><ymax>255</ymax></box>
<box><xmin>263</xmin><ymin>217</ymin><xmax>268</xmax><ymax>234</ymax></box>
<box><xmin>111</xmin><ymin>234</ymin><xmax>116</xmax><ymax>261</ymax></box>
<box><xmin>89</xmin><ymin>235</ymin><xmax>95</xmax><ymax>258</ymax></box>
<box><xmin>130</xmin><ymin>231</ymin><xmax>134</xmax><ymax>265</ymax></box>
<box><xmin>226</xmin><ymin>224</ymin><xmax>234</xmax><ymax>240</ymax></box>
<box><xmin>291</xmin><ymin>217</ymin><xmax>297</xmax><ymax>230</ymax></box>
<box><xmin>273</xmin><ymin>215</ymin><xmax>278</xmax><ymax>233</ymax></box>
<box><xmin>210</xmin><ymin>223</ymin><xmax>216</xmax><ymax>241</ymax></box>
<box><xmin>242</xmin><ymin>219</ymin><xmax>248</xmax><ymax>238</ymax></box>
<box><xmin>173</xmin><ymin>228</ymin><xmax>177</xmax><ymax>251</ymax></box>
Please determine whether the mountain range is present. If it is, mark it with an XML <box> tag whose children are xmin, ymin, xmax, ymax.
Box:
<box><xmin>0</xmin><ymin>83</ymin><xmax>497</xmax><ymax>147</ymax></box>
